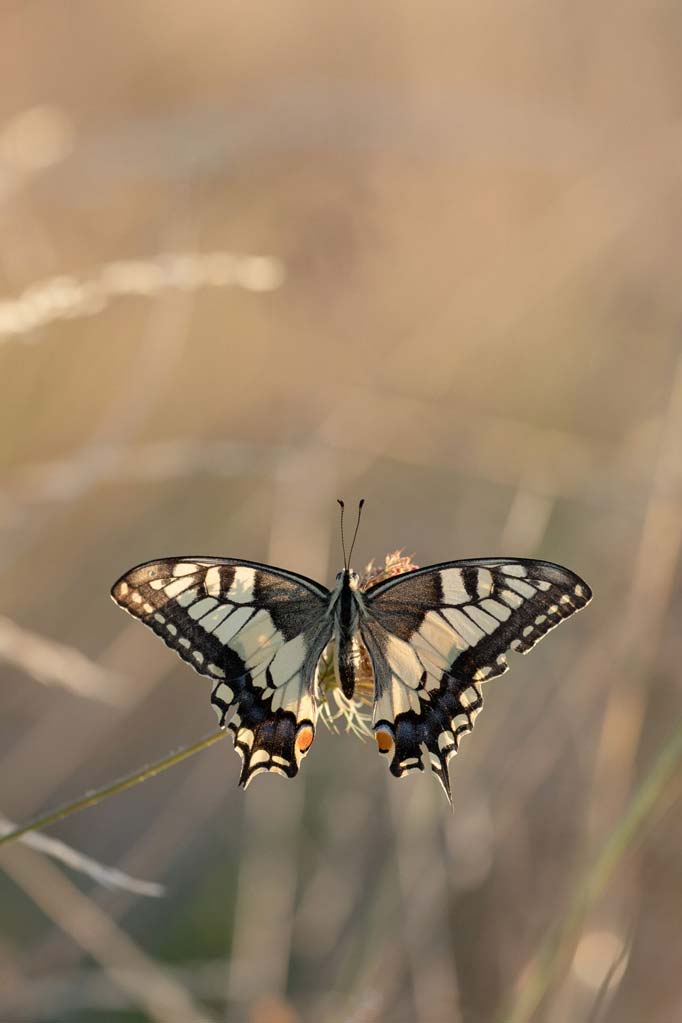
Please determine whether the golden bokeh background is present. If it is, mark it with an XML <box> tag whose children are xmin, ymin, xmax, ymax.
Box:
<box><xmin>1</xmin><ymin>4</ymin><xmax>681</xmax><ymax>1022</ymax></box>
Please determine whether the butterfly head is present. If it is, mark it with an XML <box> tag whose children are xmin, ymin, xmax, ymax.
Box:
<box><xmin>336</xmin><ymin>568</ymin><xmax>360</xmax><ymax>591</ymax></box>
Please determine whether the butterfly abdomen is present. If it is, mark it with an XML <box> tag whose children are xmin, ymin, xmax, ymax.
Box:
<box><xmin>333</xmin><ymin>633</ymin><xmax>366</xmax><ymax>699</ymax></box>
<box><xmin>332</xmin><ymin>578</ymin><xmax>364</xmax><ymax>698</ymax></box>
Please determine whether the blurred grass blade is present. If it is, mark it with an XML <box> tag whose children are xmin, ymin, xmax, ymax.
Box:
<box><xmin>0</xmin><ymin>251</ymin><xmax>285</xmax><ymax>342</ymax></box>
<box><xmin>0</xmin><ymin>730</ymin><xmax>226</xmax><ymax>849</ymax></box>
<box><xmin>0</xmin><ymin>813</ymin><xmax>163</xmax><ymax>896</ymax></box>
<box><xmin>0</xmin><ymin>614</ymin><xmax>127</xmax><ymax>705</ymax></box>
<box><xmin>499</xmin><ymin>721</ymin><xmax>682</xmax><ymax>1023</ymax></box>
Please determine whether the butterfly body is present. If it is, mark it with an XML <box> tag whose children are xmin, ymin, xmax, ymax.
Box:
<box><xmin>111</xmin><ymin>550</ymin><xmax>591</xmax><ymax>802</ymax></box>
<box><xmin>330</xmin><ymin>569</ymin><xmax>366</xmax><ymax>698</ymax></box>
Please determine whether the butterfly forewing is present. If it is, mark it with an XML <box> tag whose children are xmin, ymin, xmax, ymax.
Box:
<box><xmin>362</xmin><ymin>558</ymin><xmax>592</xmax><ymax>801</ymax></box>
<box><xmin>111</xmin><ymin>558</ymin><xmax>332</xmax><ymax>786</ymax></box>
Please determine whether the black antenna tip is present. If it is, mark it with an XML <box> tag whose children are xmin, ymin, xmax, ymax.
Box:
<box><xmin>358</xmin><ymin>498</ymin><xmax>365</xmax><ymax>509</ymax></box>
<box><xmin>337</xmin><ymin>499</ymin><xmax>345</xmax><ymax>509</ymax></box>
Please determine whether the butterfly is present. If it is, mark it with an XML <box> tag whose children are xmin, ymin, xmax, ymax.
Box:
<box><xmin>111</xmin><ymin>500</ymin><xmax>592</xmax><ymax>803</ymax></box>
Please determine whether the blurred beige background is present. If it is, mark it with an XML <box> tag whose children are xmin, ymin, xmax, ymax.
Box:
<box><xmin>0</xmin><ymin>3</ymin><xmax>681</xmax><ymax>1022</ymax></box>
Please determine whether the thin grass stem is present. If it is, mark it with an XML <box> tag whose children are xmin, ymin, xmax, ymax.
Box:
<box><xmin>499</xmin><ymin>720</ymin><xmax>682</xmax><ymax>1023</ymax></box>
<box><xmin>0</xmin><ymin>730</ymin><xmax>227</xmax><ymax>849</ymax></box>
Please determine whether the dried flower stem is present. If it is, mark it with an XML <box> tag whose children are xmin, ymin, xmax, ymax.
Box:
<box><xmin>0</xmin><ymin>730</ymin><xmax>227</xmax><ymax>849</ymax></box>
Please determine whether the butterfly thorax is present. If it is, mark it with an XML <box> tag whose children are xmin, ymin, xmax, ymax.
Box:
<box><xmin>330</xmin><ymin>569</ymin><xmax>366</xmax><ymax>699</ymax></box>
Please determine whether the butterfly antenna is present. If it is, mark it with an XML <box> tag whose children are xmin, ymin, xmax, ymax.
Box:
<box><xmin>337</xmin><ymin>499</ymin><xmax>348</xmax><ymax>570</ymax></box>
<box><xmin>347</xmin><ymin>498</ymin><xmax>365</xmax><ymax>567</ymax></box>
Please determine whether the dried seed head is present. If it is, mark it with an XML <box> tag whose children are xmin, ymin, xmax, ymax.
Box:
<box><xmin>359</xmin><ymin>549</ymin><xmax>419</xmax><ymax>590</ymax></box>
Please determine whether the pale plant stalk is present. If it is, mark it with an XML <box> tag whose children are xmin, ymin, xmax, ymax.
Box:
<box><xmin>0</xmin><ymin>814</ymin><xmax>164</xmax><ymax>897</ymax></box>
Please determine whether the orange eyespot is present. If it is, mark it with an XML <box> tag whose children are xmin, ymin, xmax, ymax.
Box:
<box><xmin>375</xmin><ymin>727</ymin><xmax>395</xmax><ymax>753</ymax></box>
<box><xmin>295</xmin><ymin>725</ymin><xmax>314</xmax><ymax>756</ymax></box>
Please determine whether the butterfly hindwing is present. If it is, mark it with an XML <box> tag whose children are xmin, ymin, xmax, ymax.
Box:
<box><xmin>361</xmin><ymin>559</ymin><xmax>592</xmax><ymax>801</ymax></box>
<box><xmin>111</xmin><ymin>558</ymin><xmax>332</xmax><ymax>786</ymax></box>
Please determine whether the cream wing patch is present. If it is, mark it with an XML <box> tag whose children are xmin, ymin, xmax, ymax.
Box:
<box><xmin>228</xmin><ymin>567</ymin><xmax>256</xmax><ymax>604</ymax></box>
<box><xmin>268</xmin><ymin>633</ymin><xmax>308</xmax><ymax>688</ymax></box>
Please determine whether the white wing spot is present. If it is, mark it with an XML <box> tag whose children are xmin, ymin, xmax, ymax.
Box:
<box><xmin>188</xmin><ymin>597</ymin><xmax>218</xmax><ymax>620</ymax></box>
<box><xmin>460</xmin><ymin>686</ymin><xmax>479</xmax><ymax>708</ymax></box>
<box><xmin>441</xmin><ymin>607</ymin><xmax>484</xmax><ymax>647</ymax></box>
<box><xmin>243</xmin><ymin>766</ymin><xmax>268</xmax><ymax>787</ymax></box>
<box><xmin>476</xmin><ymin>568</ymin><xmax>494</xmax><ymax>597</ymax></box>
<box><xmin>164</xmin><ymin>577</ymin><xmax>195</xmax><ymax>599</ymax></box>
<box><xmin>154</xmin><ymin>613</ymin><xmax>165</xmax><ymax>624</ymax></box>
<box><xmin>384</xmin><ymin>634</ymin><xmax>430</xmax><ymax>689</ymax></box>
<box><xmin>229</xmin><ymin>567</ymin><xmax>256</xmax><ymax>604</ymax></box>
<box><xmin>173</xmin><ymin>563</ymin><xmax>198</xmax><ymax>577</ymax></box>
<box><xmin>374</xmin><ymin>682</ymin><xmax>418</xmax><ymax>721</ymax></box>
<box><xmin>237</xmin><ymin>728</ymin><xmax>254</xmax><ymax>749</ymax></box>
<box><xmin>205</xmin><ymin>567</ymin><xmax>222</xmax><ymax>596</ymax></box>
<box><xmin>535</xmin><ymin>615</ymin><xmax>547</xmax><ymax>625</ymax></box>
<box><xmin>237</xmin><ymin>728</ymin><xmax>258</xmax><ymax>752</ymax></box>
<box><xmin>523</xmin><ymin>625</ymin><xmax>534</xmax><ymax>637</ymax></box>
<box><xmin>179</xmin><ymin>637</ymin><xmax>191</xmax><ymax>649</ymax></box>
<box><xmin>199</xmin><ymin>605</ymin><xmax>232</xmax><ymax>633</ymax></box>
<box><xmin>214</xmin><ymin>606</ymin><xmax>253</xmax><ymax>644</ymax></box>
<box><xmin>499</xmin><ymin>588</ymin><xmax>523</xmax><ymax>609</ymax></box>
<box><xmin>536</xmin><ymin>580</ymin><xmax>552</xmax><ymax>591</ymax></box>
<box><xmin>250</xmin><ymin>749</ymin><xmax>270</xmax><ymax>767</ymax></box>
<box><xmin>451</xmin><ymin>713</ymin><xmax>470</xmax><ymax>733</ymax></box>
<box><xmin>412</xmin><ymin>612</ymin><xmax>465</xmax><ymax>670</ymax></box>
<box><xmin>481</xmin><ymin>598</ymin><xmax>512</xmax><ymax>621</ymax></box>
<box><xmin>192</xmin><ymin>650</ymin><xmax>204</xmax><ymax>664</ymax></box>
<box><xmin>503</xmin><ymin>564</ymin><xmax>527</xmax><ymax>577</ymax></box>
<box><xmin>143</xmin><ymin>603</ymin><xmax>154</xmax><ymax>614</ymax></box>
<box><xmin>438</xmin><ymin>730</ymin><xmax>455</xmax><ymax>751</ymax></box>
<box><xmin>131</xmin><ymin>591</ymin><xmax>143</xmax><ymax>603</ymax></box>
<box><xmin>506</xmin><ymin>577</ymin><xmax>536</xmax><ymax>600</ymax></box>
<box><xmin>440</xmin><ymin>568</ymin><xmax>469</xmax><ymax>605</ymax></box>
<box><xmin>176</xmin><ymin>586</ymin><xmax>199</xmax><ymax>608</ymax></box>
<box><xmin>230</xmin><ymin>610</ymin><xmax>278</xmax><ymax>669</ymax></box>
<box><xmin>150</xmin><ymin>579</ymin><xmax>165</xmax><ymax>590</ymax></box>
<box><xmin>465</xmin><ymin>605</ymin><xmax>499</xmax><ymax>635</ymax></box>
<box><xmin>167</xmin><ymin>623</ymin><xmax>178</xmax><ymax>635</ymax></box>
<box><xmin>207</xmin><ymin>663</ymin><xmax>225</xmax><ymax>677</ymax></box>
<box><xmin>119</xmin><ymin>582</ymin><xmax>129</xmax><ymax>595</ymax></box>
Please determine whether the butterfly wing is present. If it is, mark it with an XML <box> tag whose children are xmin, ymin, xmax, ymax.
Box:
<box><xmin>111</xmin><ymin>558</ymin><xmax>332</xmax><ymax>786</ymax></box>
<box><xmin>361</xmin><ymin>559</ymin><xmax>592</xmax><ymax>801</ymax></box>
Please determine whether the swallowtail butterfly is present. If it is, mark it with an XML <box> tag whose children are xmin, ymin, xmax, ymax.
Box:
<box><xmin>111</xmin><ymin>501</ymin><xmax>591</xmax><ymax>803</ymax></box>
